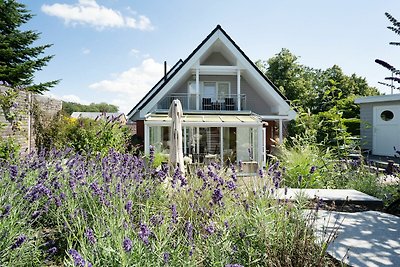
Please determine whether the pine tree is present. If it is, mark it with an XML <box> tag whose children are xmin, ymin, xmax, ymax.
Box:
<box><xmin>375</xmin><ymin>12</ymin><xmax>400</xmax><ymax>93</ymax></box>
<box><xmin>0</xmin><ymin>0</ymin><xmax>58</xmax><ymax>93</ymax></box>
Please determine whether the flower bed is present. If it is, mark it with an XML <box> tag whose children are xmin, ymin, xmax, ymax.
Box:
<box><xmin>0</xmin><ymin>149</ymin><xmax>335</xmax><ymax>266</ymax></box>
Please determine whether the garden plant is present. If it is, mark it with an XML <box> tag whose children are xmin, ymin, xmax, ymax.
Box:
<box><xmin>0</xmin><ymin>146</ymin><xmax>338</xmax><ymax>266</ymax></box>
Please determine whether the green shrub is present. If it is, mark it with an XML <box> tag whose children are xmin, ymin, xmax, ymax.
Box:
<box><xmin>277</xmin><ymin>134</ymin><xmax>334</xmax><ymax>188</ymax></box>
<box><xmin>0</xmin><ymin>137</ymin><xmax>20</xmax><ymax>160</ymax></box>
<box><xmin>275</xmin><ymin>133</ymin><xmax>399</xmax><ymax>205</ymax></box>
<box><xmin>34</xmin><ymin>114</ymin><xmax>132</xmax><ymax>155</ymax></box>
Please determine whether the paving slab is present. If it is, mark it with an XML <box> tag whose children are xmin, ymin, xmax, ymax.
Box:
<box><xmin>309</xmin><ymin>210</ymin><xmax>400</xmax><ymax>267</ymax></box>
<box><xmin>275</xmin><ymin>189</ymin><xmax>383</xmax><ymax>209</ymax></box>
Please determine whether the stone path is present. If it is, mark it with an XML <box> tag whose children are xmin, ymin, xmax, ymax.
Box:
<box><xmin>275</xmin><ymin>189</ymin><xmax>400</xmax><ymax>266</ymax></box>
<box><xmin>309</xmin><ymin>210</ymin><xmax>400</xmax><ymax>267</ymax></box>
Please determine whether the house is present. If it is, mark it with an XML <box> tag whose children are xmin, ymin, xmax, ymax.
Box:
<box><xmin>71</xmin><ymin>112</ymin><xmax>127</xmax><ymax>125</ymax></box>
<box><xmin>127</xmin><ymin>25</ymin><xmax>296</xmax><ymax>167</ymax></box>
<box><xmin>355</xmin><ymin>94</ymin><xmax>400</xmax><ymax>157</ymax></box>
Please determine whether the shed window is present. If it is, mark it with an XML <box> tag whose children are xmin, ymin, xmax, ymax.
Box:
<box><xmin>380</xmin><ymin>110</ymin><xmax>394</xmax><ymax>121</ymax></box>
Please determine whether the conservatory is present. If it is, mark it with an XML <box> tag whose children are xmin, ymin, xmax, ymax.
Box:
<box><xmin>144</xmin><ymin>113</ymin><xmax>264</xmax><ymax>165</ymax></box>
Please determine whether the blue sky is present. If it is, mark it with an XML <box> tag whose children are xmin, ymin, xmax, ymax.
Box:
<box><xmin>19</xmin><ymin>0</ymin><xmax>400</xmax><ymax>113</ymax></box>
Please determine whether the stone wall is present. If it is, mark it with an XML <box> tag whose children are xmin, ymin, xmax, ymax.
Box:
<box><xmin>0</xmin><ymin>86</ymin><xmax>62</xmax><ymax>153</ymax></box>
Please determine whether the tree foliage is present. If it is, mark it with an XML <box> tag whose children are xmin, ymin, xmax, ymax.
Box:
<box><xmin>257</xmin><ymin>49</ymin><xmax>380</xmax><ymax>149</ymax></box>
<box><xmin>62</xmin><ymin>101</ymin><xmax>119</xmax><ymax>115</ymax></box>
<box><xmin>375</xmin><ymin>12</ymin><xmax>400</xmax><ymax>92</ymax></box>
<box><xmin>0</xmin><ymin>0</ymin><xmax>58</xmax><ymax>93</ymax></box>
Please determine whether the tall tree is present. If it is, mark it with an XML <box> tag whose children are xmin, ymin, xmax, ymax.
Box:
<box><xmin>257</xmin><ymin>48</ymin><xmax>380</xmax><ymax>147</ymax></box>
<box><xmin>0</xmin><ymin>0</ymin><xmax>58</xmax><ymax>93</ymax></box>
<box><xmin>375</xmin><ymin>12</ymin><xmax>400</xmax><ymax>93</ymax></box>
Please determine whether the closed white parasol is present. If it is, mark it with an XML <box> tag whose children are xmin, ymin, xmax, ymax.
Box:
<box><xmin>168</xmin><ymin>99</ymin><xmax>184</xmax><ymax>174</ymax></box>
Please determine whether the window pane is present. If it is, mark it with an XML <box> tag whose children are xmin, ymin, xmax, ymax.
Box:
<box><xmin>218</xmin><ymin>83</ymin><xmax>229</xmax><ymax>100</ymax></box>
<box><xmin>203</xmin><ymin>82</ymin><xmax>216</xmax><ymax>100</ymax></box>
<box><xmin>149</xmin><ymin>126</ymin><xmax>170</xmax><ymax>153</ymax></box>
<box><xmin>223</xmin><ymin>127</ymin><xmax>236</xmax><ymax>164</ymax></box>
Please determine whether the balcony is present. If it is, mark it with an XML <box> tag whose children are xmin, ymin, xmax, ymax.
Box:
<box><xmin>157</xmin><ymin>93</ymin><xmax>247</xmax><ymax>111</ymax></box>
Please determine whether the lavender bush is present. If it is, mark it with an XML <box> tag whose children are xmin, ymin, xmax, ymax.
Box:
<box><xmin>0</xmin><ymin>148</ymin><xmax>335</xmax><ymax>266</ymax></box>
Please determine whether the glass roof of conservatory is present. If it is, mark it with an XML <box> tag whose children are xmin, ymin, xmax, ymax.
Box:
<box><xmin>145</xmin><ymin>114</ymin><xmax>262</xmax><ymax>127</ymax></box>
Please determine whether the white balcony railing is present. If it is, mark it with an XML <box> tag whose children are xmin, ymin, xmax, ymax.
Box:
<box><xmin>157</xmin><ymin>93</ymin><xmax>247</xmax><ymax>111</ymax></box>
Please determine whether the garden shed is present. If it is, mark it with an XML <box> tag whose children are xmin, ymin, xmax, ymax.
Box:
<box><xmin>355</xmin><ymin>94</ymin><xmax>400</xmax><ymax>157</ymax></box>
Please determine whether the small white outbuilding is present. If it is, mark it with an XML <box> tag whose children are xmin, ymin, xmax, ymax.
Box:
<box><xmin>355</xmin><ymin>94</ymin><xmax>400</xmax><ymax>156</ymax></box>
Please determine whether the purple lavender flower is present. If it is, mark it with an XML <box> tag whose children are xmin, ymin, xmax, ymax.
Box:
<box><xmin>258</xmin><ymin>168</ymin><xmax>264</xmax><ymax>178</ymax></box>
<box><xmin>1</xmin><ymin>204</ymin><xmax>11</xmax><ymax>218</ymax></box>
<box><xmin>68</xmin><ymin>249</ymin><xmax>92</xmax><ymax>267</ymax></box>
<box><xmin>212</xmin><ymin>188</ymin><xmax>223</xmax><ymax>204</ymax></box>
<box><xmin>11</xmin><ymin>234</ymin><xmax>26</xmax><ymax>249</ymax></box>
<box><xmin>185</xmin><ymin>221</ymin><xmax>193</xmax><ymax>243</ymax></box>
<box><xmin>224</xmin><ymin>220</ymin><xmax>229</xmax><ymax>229</ymax></box>
<box><xmin>309</xmin><ymin>166</ymin><xmax>317</xmax><ymax>174</ymax></box>
<box><xmin>85</xmin><ymin>228</ymin><xmax>96</xmax><ymax>244</ymax></box>
<box><xmin>196</xmin><ymin>168</ymin><xmax>206</xmax><ymax>180</ymax></box>
<box><xmin>150</xmin><ymin>214</ymin><xmax>164</xmax><ymax>226</ymax></box>
<box><xmin>171</xmin><ymin>204</ymin><xmax>178</xmax><ymax>224</ymax></box>
<box><xmin>138</xmin><ymin>223</ymin><xmax>151</xmax><ymax>245</ymax></box>
<box><xmin>122</xmin><ymin>237</ymin><xmax>133</xmax><ymax>252</ymax></box>
<box><xmin>47</xmin><ymin>246</ymin><xmax>57</xmax><ymax>256</ymax></box>
<box><xmin>315</xmin><ymin>198</ymin><xmax>323</xmax><ymax>212</ymax></box>
<box><xmin>9</xmin><ymin>165</ymin><xmax>18</xmax><ymax>179</ymax></box>
<box><xmin>205</xmin><ymin>222</ymin><xmax>215</xmax><ymax>235</ymax></box>
<box><xmin>24</xmin><ymin>182</ymin><xmax>52</xmax><ymax>203</ymax></box>
<box><xmin>163</xmin><ymin>252</ymin><xmax>170</xmax><ymax>264</ymax></box>
<box><xmin>54</xmin><ymin>196</ymin><xmax>62</xmax><ymax>207</ymax></box>
<box><xmin>226</xmin><ymin>180</ymin><xmax>236</xmax><ymax>190</ymax></box>
<box><xmin>149</xmin><ymin>145</ymin><xmax>155</xmax><ymax>165</ymax></box>
<box><xmin>89</xmin><ymin>182</ymin><xmax>102</xmax><ymax>197</ymax></box>
<box><xmin>298</xmin><ymin>175</ymin><xmax>303</xmax><ymax>185</ymax></box>
<box><xmin>226</xmin><ymin>264</ymin><xmax>244</xmax><ymax>267</ymax></box>
<box><xmin>55</xmin><ymin>162</ymin><xmax>63</xmax><ymax>172</ymax></box>
<box><xmin>268</xmin><ymin>161</ymin><xmax>280</xmax><ymax>174</ymax></box>
<box><xmin>238</xmin><ymin>160</ymin><xmax>243</xmax><ymax>172</ymax></box>
<box><xmin>125</xmin><ymin>200</ymin><xmax>133</xmax><ymax>214</ymax></box>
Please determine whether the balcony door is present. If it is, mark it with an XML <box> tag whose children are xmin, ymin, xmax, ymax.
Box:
<box><xmin>202</xmin><ymin>82</ymin><xmax>230</xmax><ymax>102</ymax></box>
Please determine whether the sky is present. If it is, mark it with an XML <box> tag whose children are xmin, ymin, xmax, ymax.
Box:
<box><xmin>17</xmin><ymin>0</ymin><xmax>400</xmax><ymax>113</ymax></box>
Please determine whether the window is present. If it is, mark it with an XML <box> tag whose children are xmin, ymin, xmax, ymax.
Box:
<box><xmin>381</xmin><ymin>110</ymin><xmax>394</xmax><ymax>121</ymax></box>
<box><xmin>201</xmin><ymin>81</ymin><xmax>230</xmax><ymax>101</ymax></box>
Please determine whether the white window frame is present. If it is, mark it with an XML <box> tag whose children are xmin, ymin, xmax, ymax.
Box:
<box><xmin>199</xmin><ymin>81</ymin><xmax>231</xmax><ymax>101</ymax></box>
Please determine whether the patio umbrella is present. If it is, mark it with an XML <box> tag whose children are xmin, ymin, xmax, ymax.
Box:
<box><xmin>168</xmin><ymin>99</ymin><xmax>184</xmax><ymax>174</ymax></box>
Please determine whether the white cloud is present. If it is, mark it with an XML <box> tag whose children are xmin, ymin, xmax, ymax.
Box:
<box><xmin>129</xmin><ymin>48</ymin><xmax>140</xmax><ymax>56</ymax></box>
<box><xmin>82</xmin><ymin>48</ymin><xmax>91</xmax><ymax>54</ymax></box>
<box><xmin>89</xmin><ymin>58</ymin><xmax>165</xmax><ymax>113</ymax></box>
<box><xmin>41</xmin><ymin>0</ymin><xmax>154</xmax><ymax>31</ymax></box>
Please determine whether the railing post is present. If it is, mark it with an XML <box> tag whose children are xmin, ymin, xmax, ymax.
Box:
<box><xmin>237</xmin><ymin>69</ymin><xmax>241</xmax><ymax>111</ymax></box>
<box><xmin>196</xmin><ymin>68</ymin><xmax>200</xmax><ymax>110</ymax></box>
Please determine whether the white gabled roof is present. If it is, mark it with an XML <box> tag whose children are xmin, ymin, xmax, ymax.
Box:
<box><xmin>127</xmin><ymin>25</ymin><xmax>295</xmax><ymax>121</ymax></box>
<box><xmin>355</xmin><ymin>94</ymin><xmax>400</xmax><ymax>104</ymax></box>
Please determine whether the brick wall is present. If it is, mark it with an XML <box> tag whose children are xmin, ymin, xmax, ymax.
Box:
<box><xmin>0</xmin><ymin>86</ymin><xmax>62</xmax><ymax>153</ymax></box>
